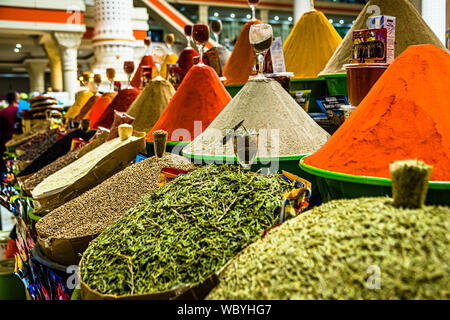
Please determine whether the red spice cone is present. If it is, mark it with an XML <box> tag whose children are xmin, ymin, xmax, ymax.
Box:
<box><xmin>223</xmin><ymin>19</ymin><xmax>262</xmax><ymax>86</ymax></box>
<box><xmin>88</xmin><ymin>92</ymin><xmax>117</xmax><ymax>128</ymax></box>
<box><xmin>131</xmin><ymin>54</ymin><xmax>157</xmax><ymax>89</ymax></box>
<box><xmin>147</xmin><ymin>65</ymin><xmax>232</xmax><ymax>143</ymax></box>
<box><xmin>304</xmin><ymin>44</ymin><xmax>450</xmax><ymax>181</ymax></box>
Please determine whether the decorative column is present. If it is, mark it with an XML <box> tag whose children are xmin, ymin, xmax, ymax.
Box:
<box><xmin>294</xmin><ymin>0</ymin><xmax>314</xmax><ymax>23</ymax></box>
<box><xmin>199</xmin><ymin>5</ymin><xmax>209</xmax><ymax>25</ymax></box>
<box><xmin>54</xmin><ymin>32</ymin><xmax>83</xmax><ymax>101</ymax></box>
<box><xmin>41</xmin><ymin>34</ymin><xmax>63</xmax><ymax>92</ymax></box>
<box><xmin>92</xmin><ymin>0</ymin><xmax>136</xmax><ymax>80</ymax></box>
<box><xmin>260</xmin><ymin>9</ymin><xmax>269</xmax><ymax>24</ymax></box>
<box><xmin>422</xmin><ymin>0</ymin><xmax>446</xmax><ymax>45</ymax></box>
<box><xmin>24</xmin><ymin>59</ymin><xmax>48</xmax><ymax>93</ymax></box>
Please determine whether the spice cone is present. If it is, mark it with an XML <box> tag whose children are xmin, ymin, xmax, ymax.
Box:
<box><xmin>75</xmin><ymin>94</ymin><xmax>100</xmax><ymax>121</ymax></box>
<box><xmin>321</xmin><ymin>0</ymin><xmax>446</xmax><ymax>75</ymax></box>
<box><xmin>223</xmin><ymin>19</ymin><xmax>261</xmax><ymax>86</ymax></box>
<box><xmin>126</xmin><ymin>79</ymin><xmax>175</xmax><ymax>133</ymax></box>
<box><xmin>178</xmin><ymin>48</ymin><xmax>198</xmax><ymax>81</ymax></box>
<box><xmin>153</xmin><ymin>130</ymin><xmax>168</xmax><ymax>158</ymax></box>
<box><xmin>147</xmin><ymin>65</ymin><xmax>231</xmax><ymax>143</ymax></box>
<box><xmin>87</xmin><ymin>92</ymin><xmax>117</xmax><ymax>125</ymax></box>
<box><xmin>92</xmin><ymin>88</ymin><xmax>140</xmax><ymax>130</ymax></box>
<box><xmin>283</xmin><ymin>10</ymin><xmax>342</xmax><ymax>79</ymax></box>
<box><xmin>184</xmin><ymin>77</ymin><xmax>330</xmax><ymax>158</ymax></box>
<box><xmin>390</xmin><ymin>160</ymin><xmax>433</xmax><ymax>209</ymax></box>
<box><xmin>304</xmin><ymin>44</ymin><xmax>450</xmax><ymax>181</ymax></box>
<box><xmin>131</xmin><ymin>54</ymin><xmax>156</xmax><ymax>89</ymax></box>
<box><xmin>65</xmin><ymin>90</ymin><xmax>94</xmax><ymax>119</ymax></box>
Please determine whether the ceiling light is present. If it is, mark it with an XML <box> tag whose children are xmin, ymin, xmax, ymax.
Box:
<box><xmin>339</xmin><ymin>19</ymin><xmax>344</xmax><ymax>24</ymax></box>
<box><xmin>14</xmin><ymin>48</ymin><xmax>19</xmax><ymax>53</ymax></box>
<box><xmin>329</xmin><ymin>19</ymin><xmax>333</xmax><ymax>24</ymax></box>
<box><xmin>288</xmin><ymin>17</ymin><xmax>293</xmax><ymax>22</ymax></box>
<box><xmin>16</xmin><ymin>44</ymin><xmax>22</xmax><ymax>48</ymax></box>
<box><xmin>274</xmin><ymin>16</ymin><xmax>279</xmax><ymax>21</ymax></box>
<box><xmin>230</xmin><ymin>13</ymin><xmax>235</xmax><ymax>18</ymax></box>
<box><xmin>246</xmin><ymin>14</ymin><xmax>251</xmax><ymax>19</ymax></box>
<box><xmin>214</xmin><ymin>12</ymin><xmax>219</xmax><ymax>17</ymax></box>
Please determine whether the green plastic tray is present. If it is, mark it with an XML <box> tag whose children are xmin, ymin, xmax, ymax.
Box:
<box><xmin>182</xmin><ymin>151</ymin><xmax>319</xmax><ymax>198</ymax></box>
<box><xmin>299</xmin><ymin>159</ymin><xmax>450</xmax><ymax>206</ymax></box>
<box><xmin>319</xmin><ymin>73</ymin><xmax>348</xmax><ymax>97</ymax></box>
<box><xmin>225</xmin><ymin>84</ymin><xmax>244</xmax><ymax>98</ymax></box>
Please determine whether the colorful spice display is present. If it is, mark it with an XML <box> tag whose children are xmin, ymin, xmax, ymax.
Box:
<box><xmin>92</xmin><ymin>88</ymin><xmax>140</xmax><ymax>129</ymax></box>
<box><xmin>65</xmin><ymin>90</ymin><xmax>94</xmax><ymax>119</ymax></box>
<box><xmin>283</xmin><ymin>10</ymin><xmax>342</xmax><ymax>79</ymax></box>
<box><xmin>36</xmin><ymin>153</ymin><xmax>195</xmax><ymax>265</ymax></box>
<box><xmin>126</xmin><ymin>79</ymin><xmax>176</xmax><ymax>133</ymax></box>
<box><xmin>223</xmin><ymin>20</ymin><xmax>261</xmax><ymax>85</ymax></box>
<box><xmin>87</xmin><ymin>92</ymin><xmax>117</xmax><ymax>124</ymax></box>
<box><xmin>304</xmin><ymin>45</ymin><xmax>450</xmax><ymax>181</ymax></box>
<box><xmin>321</xmin><ymin>0</ymin><xmax>446</xmax><ymax>75</ymax></box>
<box><xmin>80</xmin><ymin>165</ymin><xmax>292</xmax><ymax>296</ymax></box>
<box><xmin>147</xmin><ymin>65</ymin><xmax>231</xmax><ymax>143</ymax></box>
<box><xmin>184</xmin><ymin>78</ymin><xmax>329</xmax><ymax>158</ymax></box>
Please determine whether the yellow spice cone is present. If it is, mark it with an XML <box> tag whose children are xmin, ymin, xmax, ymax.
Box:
<box><xmin>283</xmin><ymin>10</ymin><xmax>342</xmax><ymax>79</ymax></box>
<box><xmin>152</xmin><ymin>53</ymin><xmax>179</xmax><ymax>79</ymax></box>
<box><xmin>65</xmin><ymin>90</ymin><xmax>94</xmax><ymax>119</ymax></box>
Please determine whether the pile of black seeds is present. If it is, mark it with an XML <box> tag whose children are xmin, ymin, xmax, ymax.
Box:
<box><xmin>18</xmin><ymin>129</ymin><xmax>95</xmax><ymax>177</ymax></box>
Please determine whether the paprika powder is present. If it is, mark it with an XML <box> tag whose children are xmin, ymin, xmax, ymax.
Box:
<box><xmin>147</xmin><ymin>65</ymin><xmax>231</xmax><ymax>142</ymax></box>
<box><xmin>131</xmin><ymin>54</ymin><xmax>156</xmax><ymax>89</ymax></box>
<box><xmin>88</xmin><ymin>92</ymin><xmax>117</xmax><ymax>127</ymax></box>
<box><xmin>304</xmin><ymin>45</ymin><xmax>450</xmax><ymax>181</ymax></box>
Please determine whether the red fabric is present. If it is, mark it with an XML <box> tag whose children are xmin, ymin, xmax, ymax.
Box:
<box><xmin>131</xmin><ymin>54</ymin><xmax>156</xmax><ymax>89</ymax></box>
<box><xmin>92</xmin><ymin>88</ymin><xmax>140</xmax><ymax>130</ymax></box>
<box><xmin>0</xmin><ymin>105</ymin><xmax>18</xmax><ymax>145</ymax></box>
<box><xmin>147</xmin><ymin>65</ymin><xmax>231</xmax><ymax>142</ymax></box>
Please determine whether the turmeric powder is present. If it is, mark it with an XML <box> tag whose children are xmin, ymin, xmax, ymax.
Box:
<box><xmin>223</xmin><ymin>20</ymin><xmax>261</xmax><ymax>86</ymax></box>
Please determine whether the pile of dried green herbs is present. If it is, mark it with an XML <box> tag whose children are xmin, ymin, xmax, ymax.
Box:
<box><xmin>208</xmin><ymin>197</ymin><xmax>450</xmax><ymax>300</ymax></box>
<box><xmin>80</xmin><ymin>165</ymin><xmax>293</xmax><ymax>296</ymax></box>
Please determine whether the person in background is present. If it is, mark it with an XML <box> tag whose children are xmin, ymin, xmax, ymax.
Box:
<box><xmin>0</xmin><ymin>91</ymin><xmax>19</xmax><ymax>176</ymax></box>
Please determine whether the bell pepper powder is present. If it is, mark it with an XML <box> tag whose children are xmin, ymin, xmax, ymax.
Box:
<box><xmin>147</xmin><ymin>65</ymin><xmax>231</xmax><ymax>143</ymax></box>
<box><xmin>223</xmin><ymin>19</ymin><xmax>261</xmax><ymax>86</ymax></box>
<box><xmin>304</xmin><ymin>45</ymin><xmax>450</xmax><ymax>181</ymax></box>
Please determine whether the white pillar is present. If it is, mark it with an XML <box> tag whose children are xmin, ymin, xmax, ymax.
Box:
<box><xmin>294</xmin><ymin>0</ymin><xmax>314</xmax><ymax>23</ymax></box>
<box><xmin>422</xmin><ymin>0</ymin><xmax>446</xmax><ymax>45</ymax></box>
<box><xmin>199</xmin><ymin>5</ymin><xmax>209</xmax><ymax>25</ymax></box>
<box><xmin>24</xmin><ymin>59</ymin><xmax>48</xmax><ymax>93</ymax></box>
<box><xmin>54</xmin><ymin>32</ymin><xmax>83</xmax><ymax>102</ymax></box>
<box><xmin>41</xmin><ymin>34</ymin><xmax>63</xmax><ymax>92</ymax></box>
<box><xmin>92</xmin><ymin>0</ymin><xmax>136</xmax><ymax>81</ymax></box>
<box><xmin>260</xmin><ymin>9</ymin><xmax>269</xmax><ymax>24</ymax></box>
